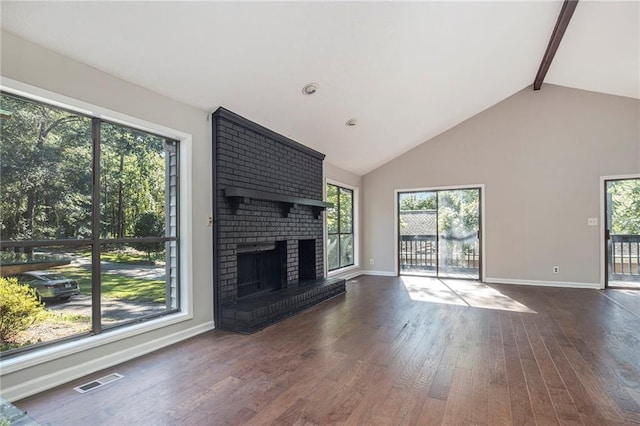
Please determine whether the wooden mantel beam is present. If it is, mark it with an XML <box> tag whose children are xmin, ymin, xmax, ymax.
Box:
<box><xmin>533</xmin><ymin>0</ymin><xmax>579</xmax><ymax>90</ymax></box>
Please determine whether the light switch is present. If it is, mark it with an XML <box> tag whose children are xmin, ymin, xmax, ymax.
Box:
<box><xmin>587</xmin><ymin>218</ymin><xmax>598</xmax><ymax>226</ymax></box>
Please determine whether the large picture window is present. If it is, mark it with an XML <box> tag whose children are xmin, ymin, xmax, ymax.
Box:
<box><xmin>0</xmin><ymin>91</ymin><xmax>179</xmax><ymax>356</ymax></box>
<box><xmin>326</xmin><ymin>183</ymin><xmax>354</xmax><ymax>271</ymax></box>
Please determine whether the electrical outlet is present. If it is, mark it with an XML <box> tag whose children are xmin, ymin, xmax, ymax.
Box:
<box><xmin>369</xmin><ymin>258</ymin><xmax>374</xmax><ymax>265</ymax></box>
<box><xmin>587</xmin><ymin>218</ymin><xmax>598</xmax><ymax>226</ymax></box>
<box><xmin>207</xmin><ymin>216</ymin><xmax>213</xmax><ymax>227</ymax></box>
<box><xmin>553</xmin><ymin>266</ymin><xmax>559</xmax><ymax>274</ymax></box>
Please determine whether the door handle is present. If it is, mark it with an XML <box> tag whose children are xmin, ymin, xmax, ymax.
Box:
<box><xmin>605</xmin><ymin>229</ymin><xmax>610</xmax><ymax>240</ymax></box>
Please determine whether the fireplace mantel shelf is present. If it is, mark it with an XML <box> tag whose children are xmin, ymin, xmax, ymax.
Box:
<box><xmin>224</xmin><ymin>187</ymin><xmax>332</xmax><ymax>218</ymax></box>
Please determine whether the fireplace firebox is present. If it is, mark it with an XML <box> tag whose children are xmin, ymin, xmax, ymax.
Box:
<box><xmin>237</xmin><ymin>242</ymin><xmax>285</xmax><ymax>299</ymax></box>
<box><xmin>298</xmin><ymin>239</ymin><xmax>316</xmax><ymax>282</ymax></box>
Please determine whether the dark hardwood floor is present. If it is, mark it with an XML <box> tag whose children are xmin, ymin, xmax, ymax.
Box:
<box><xmin>16</xmin><ymin>276</ymin><xmax>640</xmax><ymax>425</ymax></box>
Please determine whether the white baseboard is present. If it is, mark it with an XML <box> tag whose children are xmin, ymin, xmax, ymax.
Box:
<box><xmin>361</xmin><ymin>270</ymin><xmax>396</xmax><ymax>277</ymax></box>
<box><xmin>485</xmin><ymin>277</ymin><xmax>602</xmax><ymax>289</ymax></box>
<box><xmin>328</xmin><ymin>267</ymin><xmax>363</xmax><ymax>281</ymax></box>
<box><xmin>355</xmin><ymin>273</ymin><xmax>600</xmax><ymax>289</ymax></box>
<box><xmin>2</xmin><ymin>321</ymin><xmax>215</xmax><ymax>402</ymax></box>
<box><xmin>341</xmin><ymin>270</ymin><xmax>365</xmax><ymax>280</ymax></box>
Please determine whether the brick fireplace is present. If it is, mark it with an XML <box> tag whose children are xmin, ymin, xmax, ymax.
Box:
<box><xmin>212</xmin><ymin>107</ymin><xmax>346</xmax><ymax>333</ymax></box>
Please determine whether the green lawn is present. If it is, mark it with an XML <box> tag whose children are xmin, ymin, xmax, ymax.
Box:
<box><xmin>100</xmin><ymin>250</ymin><xmax>164</xmax><ymax>265</ymax></box>
<box><xmin>55</xmin><ymin>264</ymin><xmax>166</xmax><ymax>304</ymax></box>
<box><xmin>77</xmin><ymin>248</ymin><xmax>165</xmax><ymax>265</ymax></box>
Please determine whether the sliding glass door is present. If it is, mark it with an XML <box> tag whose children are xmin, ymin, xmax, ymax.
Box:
<box><xmin>398</xmin><ymin>187</ymin><xmax>481</xmax><ymax>279</ymax></box>
<box><xmin>605</xmin><ymin>178</ymin><xmax>640</xmax><ymax>289</ymax></box>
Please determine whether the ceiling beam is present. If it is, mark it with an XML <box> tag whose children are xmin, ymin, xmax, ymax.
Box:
<box><xmin>533</xmin><ymin>0</ymin><xmax>579</xmax><ymax>90</ymax></box>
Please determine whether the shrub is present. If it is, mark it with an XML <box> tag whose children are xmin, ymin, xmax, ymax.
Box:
<box><xmin>0</xmin><ymin>276</ymin><xmax>46</xmax><ymax>345</ymax></box>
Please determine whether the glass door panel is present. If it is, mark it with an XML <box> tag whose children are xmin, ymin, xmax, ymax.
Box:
<box><xmin>399</xmin><ymin>191</ymin><xmax>437</xmax><ymax>276</ymax></box>
<box><xmin>437</xmin><ymin>189</ymin><xmax>480</xmax><ymax>279</ymax></box>
<box><xmin>606</xmin><ymin>179</ymin><xmax>640</xmax><ymax>289</ymax></box>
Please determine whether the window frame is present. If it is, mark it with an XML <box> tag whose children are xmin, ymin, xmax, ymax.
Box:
<box><xmin>0</xmin><ymin>77</ymin><xmax>193</xmax><ymax>366</ymax></box>
<box><xmin>325</xmin><ymin>179</ymin><xmax>358</xmax><ymax>274</ymax></box>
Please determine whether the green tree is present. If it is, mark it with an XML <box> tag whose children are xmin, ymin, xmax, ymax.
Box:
<box><xmin>609</xmin><ymin>180</ymin><xmax>640</xmax><ymax>234</ymax></box>
<box><xmin>437</xmin><ymin>190</ymin><xmax>479</xmax><ymax>238</ymax></box>
<box><xmin>1</xmin><ymin>92</ymin><xmax>168</xmax><ymax>255</ymax></box>
<box><xmin>100</xmin><ymin>123</ymin><xmax>166</xmax><ymax>239</ymax></box>
<box><xmin>399</xmin><ymin>193</ymin><xmax>436</xmax><ymax>211</ymax></box>
<box><xmin>132</xmin><ymin>211</ymin><xmax>165</xmax><ymax>260</ymax></box>
<box><xmin>399</xmin><ymin>190</ymin><xmax>478</xmax><ymax>238</ymax></box>
<box><xmin>0</xmin><ymin>93</ymin><xmax>92</xmax><ymax>243</ymax></box>
<box><xmin>326</xmin><ymin>184</ymin><xmax>354</xmax><ymax>269</ymax></box>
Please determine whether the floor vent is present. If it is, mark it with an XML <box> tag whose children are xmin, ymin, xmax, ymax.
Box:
<box><xmin>74</xmin><ymin>373</ymin><xmax>123</xmax><ymax>394</ymax></box>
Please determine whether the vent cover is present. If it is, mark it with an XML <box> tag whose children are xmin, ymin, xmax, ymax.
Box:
<box><xmin>74</xmin><ymin>373</ymin><xmax>123</xmax><ymax>394</ymax></box>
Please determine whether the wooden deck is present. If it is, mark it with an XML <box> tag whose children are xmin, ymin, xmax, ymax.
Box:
<box><xmin>16</xmin><ymin>275</ymin><xmax>640</xmax><ymax>425</ymax></box>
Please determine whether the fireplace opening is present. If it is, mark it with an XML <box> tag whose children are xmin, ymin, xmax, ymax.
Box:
<box><xmin>237</xmin><ymin>242</ymin><xmax>285</xmax><ymax>299</ymax></box>
<box><xmin>298</xmin><ymin>239</ymin><xmax>317</xmax><ymax>283</ymax></box>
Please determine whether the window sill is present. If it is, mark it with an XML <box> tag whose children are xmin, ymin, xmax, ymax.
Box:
<box><xmin>0</xmin><ymin>311</ymin><xmax>192</xmax><ymax>375</ymax></box>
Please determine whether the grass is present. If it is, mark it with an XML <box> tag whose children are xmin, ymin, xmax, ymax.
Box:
<box><xmin>100</xmin><ymin>250</ymin><xmax>164</xmax><ymax>265</ymax></box>
<box><xmin>55</xmin><ymin>263</ymin><xmax>166</xmax><ymax>304</ymax></box>
<box><xmin>42</xmin><ymin>310</ymin><xmax>91</xmax><ymax>323</ymax></box>
<box><xmin>77</xmin><ymin>247</ymin><xmax>165</xmax><ymax>266</ymax></box>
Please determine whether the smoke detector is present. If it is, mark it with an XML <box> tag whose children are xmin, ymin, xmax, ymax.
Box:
<box><xmin>302</xmin><ymin>83</ymin><xmax>319</xmax><ymax>95</ymax></box>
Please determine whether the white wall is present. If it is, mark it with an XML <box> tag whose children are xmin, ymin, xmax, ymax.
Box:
<box><xmin>0</xmin><ymin>32</ymin><xmax>214</xmax><ymax>400</ymax></box>
<box><xmin>362</xmin><ymin>85</ymin><xmax>640</xmax><ymax>287</ymax></box>
<box><xmin>324</xmin><ymin>162</ymin><xmax>361</xmax><ymax>189</ymax></box>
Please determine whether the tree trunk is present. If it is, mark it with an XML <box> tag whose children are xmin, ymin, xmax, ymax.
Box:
<box><xmin>117</xmin><ymin>154</ymin><xmax>125</xmax><ymax>238</ymax></box>
<box><xmin>22</xmin><ymin>120</ymin><xmax>48</xmax><ymax>240</ymax></box>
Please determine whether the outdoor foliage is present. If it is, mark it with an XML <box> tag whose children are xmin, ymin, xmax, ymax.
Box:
<box><xmin>326</xmin><ymin>184</ymin><xmax>354</xmax><ymax>269</ymax></box>
<box><xmin>100</xmin><ymin>122</ymin><xmax>166</xmax><ymax>239</ymax></box>
<box><xmin>0</xmin><ymin>276</ymin><xmax>45</xmax><ymax>346</ymax></box>
<box><xmin>437</xmin><ymin>190</ymin><xmax>479</xmax><ymax>239</ymax></box>
<box><xmin>0</xmin><ymin>94</ymin><xmax>92</xmax><ymax>241</ymax></box>
<box><xmin>0</xmin><ymin>93</ymin><xmax>173</xmax><ymax>353</ymax></box>
<box><xmin>399</xmin><ymin>190</ymin><xmax>479</xmax><ymax>239</ymax></box>
<box><xmin>399</xmin><ymin>193</ymin><xmax>436</xmax><ymax>211</ymax></box>
<box><xmin>132</xmin><ymin>211</ymin><xmax>165</xmax><ymax>260</ymax></box>
<box><xmin>326</xmin><ymin>185</ymin><xmax>353</xmax><ymax>235</ymax></box>
<box><xmin>608</xmin><ymin>180</ymin><xmax>640</xmax><ymax>234</ymax></box>
<box><xmin>0</xmin><ymin>93</ymin><xmax>167</xmax><ymax>243</ymax></box>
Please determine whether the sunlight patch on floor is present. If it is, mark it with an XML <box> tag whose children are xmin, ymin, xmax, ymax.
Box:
<box><xmin>608</xmin><ymin>281</ymin><xmax>640</xmax><ymax>290</ymax></box>
<box><xmin>401</xmin><ymin>276</ymin><xmax>536</xmax><ymax>313</ymax></box>
<box><xmin>400</xmin><ymin>277</ymin><xmax>467</xmax><ymax>306</ymax></box>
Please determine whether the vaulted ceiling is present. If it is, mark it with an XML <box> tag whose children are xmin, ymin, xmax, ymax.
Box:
<box><xmin>1</xmin><ymin>1</ymin><xmax>638</xmax><ymax>175</ymax></box>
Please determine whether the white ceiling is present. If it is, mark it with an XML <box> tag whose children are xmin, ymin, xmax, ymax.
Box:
<box><xmin>1</xmin><ymin>1</ymin><xmax>638</xmax><ymax>176</ymax></box>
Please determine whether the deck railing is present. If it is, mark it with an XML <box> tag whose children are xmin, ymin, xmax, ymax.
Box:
<box><xmin>400</xmin><ymin>234</ymin><xmax>640</xmax><ymax>281</ymax></box>
<box><xmin>399</xmin><ymin>235</ymin><xmax>479</xmax><ymax>272</ymax></box>
<box><xmin>610</xmin><ymin>234</ymin><xmax>640</xmax><ymax>279</ymax></box>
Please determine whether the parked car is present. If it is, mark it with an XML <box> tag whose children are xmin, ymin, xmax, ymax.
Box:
<box><xmin>14</xmin><ymin>271</ymin><xmax>80</xmax><ymax>301</ymax></box>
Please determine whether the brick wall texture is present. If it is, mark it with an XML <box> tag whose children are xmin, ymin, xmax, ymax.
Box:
<box><xmin>214</xmin><ymin>108</ymin><xmax>325</xmax><ymax>305</ymax></box>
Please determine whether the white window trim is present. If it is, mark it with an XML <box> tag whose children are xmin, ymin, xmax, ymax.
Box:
<box><xmin>325</xmin><ymin>178</ymin><xmax>359</xmax><ymax>277</ymax></box>
<box><xmin>0</xmin><ymin>77</ymin><xmax>194</xmax><ymax>374</ymax></box>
